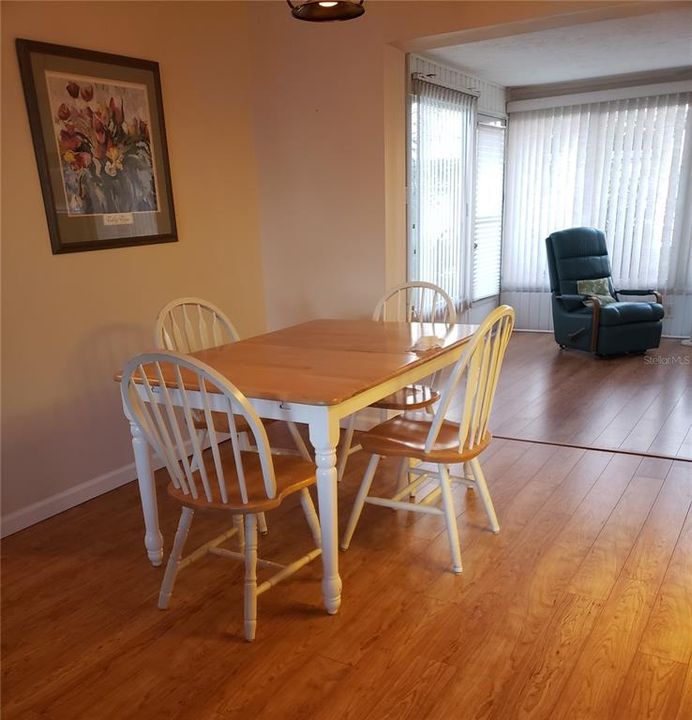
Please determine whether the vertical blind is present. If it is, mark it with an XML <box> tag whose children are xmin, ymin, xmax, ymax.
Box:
<box><xmin>472</xmin><ymin>119</ymin><xmax>505</xmax><ymax>300</ymax></box>
<box><xmin>502</xmin><ymin>92</ymin><xmax>692</xmax><ymax>300</ymax></box>
<box><xmin>409</xmin><ymin>77</ymin><xmax>477</xmax><ymax>310</ymax></box>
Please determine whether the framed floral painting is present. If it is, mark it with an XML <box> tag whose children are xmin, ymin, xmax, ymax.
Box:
<box><xmin>16</xmin><ymin>39</ymin><xmax>177</xmax><ymax>253</ymax></box>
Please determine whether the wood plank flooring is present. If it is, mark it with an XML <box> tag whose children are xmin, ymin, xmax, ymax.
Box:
<box><xmin>2</xmin><ymin>426</ymin><xmax>691</xmax><ymax>719</ymax></box>
<box><xmin>492</xmin><ymin>334</ymin><xmax>692</xmax><ymax>460</ymax></box>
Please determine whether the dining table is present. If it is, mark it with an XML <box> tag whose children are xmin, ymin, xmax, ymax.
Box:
<box><xmin>117</xmin><ymin>317</ymin><xmax>477</xmax><ymax>615</ymax></box>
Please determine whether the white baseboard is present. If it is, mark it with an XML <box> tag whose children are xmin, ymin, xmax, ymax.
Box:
<box><xmin>1</xmin><ymin>433</ymin><xmax>214</xmax><ymax>539</ymax></box>
<box><xmin>0</xmin><ymin>427</ymin><xmax>299</xmax><ymax>538</ymax></box>
<box><xmin>2</xmin><ymin>406</ymin><xmax>456</xmax><ymax>538</ymax></box>
<box><xmin>1</xmin><ymin>461</ymin><xmax>139</xmax><ymax>538</ymax></box>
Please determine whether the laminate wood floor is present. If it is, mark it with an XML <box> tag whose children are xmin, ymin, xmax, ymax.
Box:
<box><xmin>3</xmin><ymin>427</ymin><xmax>691</xmax><ymax>719</ymax></box>
<box><xmin>491</xmin><ymin>334</ymin><xmax>692</xmax><ymax>460</ymax></box>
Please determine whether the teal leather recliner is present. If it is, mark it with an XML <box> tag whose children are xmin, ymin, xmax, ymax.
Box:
<box><xmin>546</xmin><ymin>227</ymin><xmax>664</xmax><ymax>356</ymax></box>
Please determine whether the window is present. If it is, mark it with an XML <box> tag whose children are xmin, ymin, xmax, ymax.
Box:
<box><xmin>408</xmin><ymin>77</ymin><xmax>477</xmax><ymax>310</ymax></box>
<box><xmin>502</xmin><ymin>93</ymin><xmax>691</xmax><ymax>296</ymax></box>
<box><xmin>500</xmin><ymin>90</ymin><xmax>692</xmax><ymax>335</ymax></box>
<box><xmin>472</xmin><ymin>116</ymin><xmax>506</xmax><ymax>300</ymax></box>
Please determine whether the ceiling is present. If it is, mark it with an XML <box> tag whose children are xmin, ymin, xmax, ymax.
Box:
<box><xmin>426</xmin><ymin>8</ymin><xmax>692</xmax><ymax>87</ymax></box>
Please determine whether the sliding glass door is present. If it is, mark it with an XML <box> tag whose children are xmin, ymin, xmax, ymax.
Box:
<box><xmin>408</xmin><ymin>77</ymin><xmax>477</xmax><ymax>311</ymax></box>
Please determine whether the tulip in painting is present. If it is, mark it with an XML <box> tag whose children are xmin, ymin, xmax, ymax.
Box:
<box><xmin>46</xmin><ymin>71</ymin><xmax>159</xmax><ymax>216</ymax></box>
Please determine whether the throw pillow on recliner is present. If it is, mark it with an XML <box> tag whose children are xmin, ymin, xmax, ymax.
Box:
<box><xmin>577</xmin><ymin>278</ymin><xmax>617</xmax><ymax>307</ymax></box>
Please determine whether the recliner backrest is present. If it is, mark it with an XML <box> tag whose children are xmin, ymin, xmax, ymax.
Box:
<box><xmin>545</xmin><ymin>227</ymin><xmax>615</xmax><ymax>296</ymax></box>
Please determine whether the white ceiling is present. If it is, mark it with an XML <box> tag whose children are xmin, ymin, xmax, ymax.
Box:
<box><xmin>426</xmin><ymin>8</ymin><xmax>692</xmax><ymax>87</ymax></box>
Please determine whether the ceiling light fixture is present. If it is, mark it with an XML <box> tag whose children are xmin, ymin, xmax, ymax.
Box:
<box><xmin>287</xmin><ymin>0</ymin><xmax>365</xmax><ymax>22</ymax></box>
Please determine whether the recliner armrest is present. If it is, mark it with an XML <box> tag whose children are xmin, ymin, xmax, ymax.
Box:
<box><xmin>554</xmin><ymin>293</ymin><xmax>602</xmax><ymax>352</ymax></box>
<box><xmin>616</xmin><ymin>289</ymin><xmax>663</xmax><ymax>303</ymax></box>
<box><xmin>555</xmin><ymin>293</ymin><xmax>590</xmax><ymax>311</ymax></box>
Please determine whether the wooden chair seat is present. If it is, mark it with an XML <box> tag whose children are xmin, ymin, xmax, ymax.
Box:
<box><xmin>360</xmin><ymin>413</ymin><xmax>491</xmax><ymax>463</ymax></box>
<box><xmin>168</xmin><ymin>451</ymin><xmax>316</xmax><ymax>513</ymax></box>
<box><xmin>370</xmin><ymin>384</ymin><xmax>439</xmax><ymax>411</ymax></box>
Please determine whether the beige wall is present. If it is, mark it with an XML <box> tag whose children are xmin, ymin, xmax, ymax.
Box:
<box><xmin>1</xmin><ymin>2</ymin><xmax>266</xmax><ymax>522</ymax></box>
<box><xmin>247</xmin><ymin>1</ymin><xmax>627</xmax><ymax>329</ymax></box>
<box><xmin>1</xmin><ymin>0</ymin><xmax>647</xmax><ymax>530</ymax></box>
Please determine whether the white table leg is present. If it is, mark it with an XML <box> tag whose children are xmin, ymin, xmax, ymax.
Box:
<box><xmin>309</xmin><ymin>411</ymin><xmax>342</xmax><ymax>615</ymax></box>
<box><xmin>130</xmin><ymin>419</ymin><xmax>163</xmax><ymax>566</ymax></box>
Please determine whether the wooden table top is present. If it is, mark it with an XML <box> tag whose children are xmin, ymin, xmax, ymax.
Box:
<box><xmin>119</xmin><ymin>319</ymin><xmax>477</xmax><ymax>406</ymax></box>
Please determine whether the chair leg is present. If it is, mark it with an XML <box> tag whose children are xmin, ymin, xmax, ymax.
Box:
<box><xmin>243</xmin><ymin>514</ymin><xmax>259</xmax><ymax>641</ymax></box>
<box><xmin>336</xmin><ymin>415</ymin><xmax>356</xmax><ymax>483</ymax></box>
<box><xmin>470</xmin><ymin>457</ymin><xmax>500</xmax><ymax>533</ymax></box>
<box><xmin>258</xmin><ymin>512</ymin><xmax>268</xmax><ymax>535</ymax></box>
<box><xmin>463</xmin><ymin>463</ymin><xmax>474</xmax><ymax>491</ymax></box>
<box><xmin>341</xmin><ymin>454</ymin><xmax>381</xmax><ymax>550</ymax></box>
<box><xmin>158</xmin><ymin>507</ymin><xmax>194</xmax><ymax>609</ymax></box>
<box><xmin>287</xmin><ymin>421</ymin><xmax>312</xmax><ymax>461</ymax></box>
<box><xmin>233</xmin><ymin>515</ymin><xmax>245</xmax><ymax>553</ymax></box>
<box><xmin>395</xmin><ymin>457</ymin><xmax>418</xmax><ymax>499</ymax></box>
<box><xmin>300</xmin><ymin>488</ymin><xmax>322</xmax><ymax>547</ymax></box>
<box><xmin>408</xmin><ymin>458</ymin><xmax>418</xmax><ymax>498</ymax></box>
<box><xmin>396</xmin><ymin>457</ymin><xmax>409</xmax><ymax>493</ymax></box>
<box><xmin>438</xmin><ymin>464</ymin><xmax>463</xmax><ymax>574</ymax></box>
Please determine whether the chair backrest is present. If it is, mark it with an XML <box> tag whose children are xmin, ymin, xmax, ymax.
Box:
<box><xmin>121</xmin><ymin>351</ymin><xmax>276</xmax><ymax>505</ymax></box>
<box><xmin>372</xmin><ymin>281</ymin><xmax>457</xmax><ymax>324</ymax></box>
<box><xmin>426</xmin><ymin>305</ymin><xmax>515</xmax><ymax>453</ymax></box>
<box><xmin>545</xmin><ymin>227</ymin><xmax>615</xmax><ymax>296</ymax></box>
<box><xmin>154</xmin><ymin>297</ymin><xmax>240</xmax><ymax>353</ymax></box>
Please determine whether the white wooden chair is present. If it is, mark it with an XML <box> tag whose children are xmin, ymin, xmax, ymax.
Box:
<box><xmin>341</xmin><ymin>305</ymin><xmax>515</xmax><ymax>574</ymax></box>
<box><xmin>155</xmin><ymin>297</ymin><xmax>311</xmax><ymax>463</ymax></box>
<box><xmin>336</xmin><ymin>281</ymin><xmax>457</xmax><ymax>483</ymax></box>
<box><xmin>121</xmin><ymin>350</ymin><xmax>322</xmax><ymax>641</ymax></box>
